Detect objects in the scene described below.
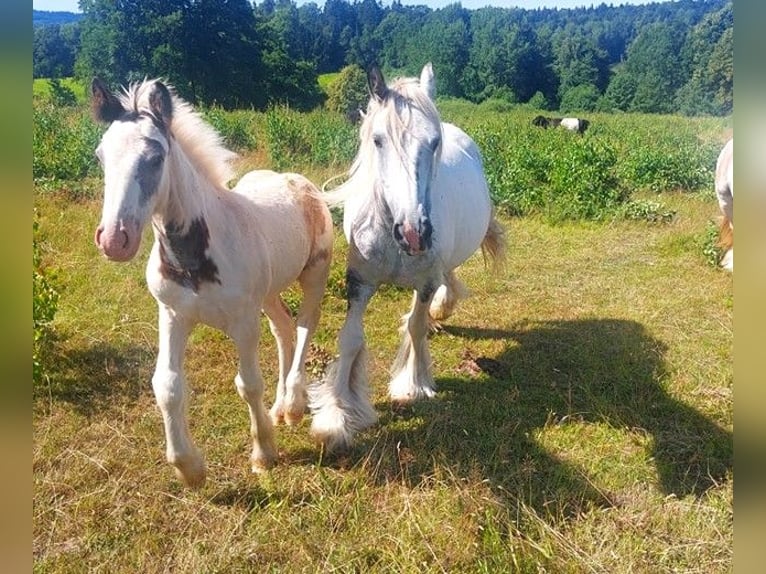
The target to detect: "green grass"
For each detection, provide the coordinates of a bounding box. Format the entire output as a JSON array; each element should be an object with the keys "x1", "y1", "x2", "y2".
[{"x1": 33, "y1": 178, "x2": 732, "y2": 572}]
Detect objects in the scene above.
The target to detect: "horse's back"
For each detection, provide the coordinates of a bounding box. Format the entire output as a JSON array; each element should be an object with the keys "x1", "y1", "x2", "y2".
[
  {"x1": 433, "y1": 123, "x2": 493, "y2": 268},
  {"x1": 231, "y1": 169, "x2": 333, "y2": 288}
]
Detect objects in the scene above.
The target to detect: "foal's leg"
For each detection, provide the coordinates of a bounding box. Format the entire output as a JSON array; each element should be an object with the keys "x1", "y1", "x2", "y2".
[
  {"x1": 263, "y1": 296, "x2": 296, "y2": 426},
  {"x1": 152, "y1": 304, "x2": 206, "y2": 488},
  {"x1": 276, "y1": 260, "x2": 331, "y2": 425},
  {"x1": 231, "y1": 319, "x2": 278, "y2": 472},
  {"x1": 309, "y1": 272, "x2": 378, "y2": 451},
  {"x1": 429, "y1": 269, "x2": 469, "y2": 325},
  {"x1": 389, "y1": 288, "x2": 437, "y2": 403}
]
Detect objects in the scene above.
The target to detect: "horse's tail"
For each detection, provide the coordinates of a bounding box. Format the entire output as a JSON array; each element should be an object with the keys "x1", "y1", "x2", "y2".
[{"x1": 481, "y1": 210, "x2": 507, "y2": 273}]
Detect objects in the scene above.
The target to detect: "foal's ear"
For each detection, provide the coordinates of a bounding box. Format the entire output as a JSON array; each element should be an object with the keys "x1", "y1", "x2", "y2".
[
  {"x1": 147, "y1": 80, "x2": 174, "y2": 127},
  {"x1": 420, "y1": 62, "x2": 435, "y2": 100},
  {"x1": 368, "y1": 65, "x2": 388, "y2": 102},
  {"x1": 90, "y1": 78, "x2": 124, "y2": 123}
]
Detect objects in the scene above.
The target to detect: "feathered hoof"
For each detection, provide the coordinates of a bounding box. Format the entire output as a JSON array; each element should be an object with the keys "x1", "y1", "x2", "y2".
[
  {"x1": 310, "y1": 406, "x2": 355, "y2": 453},
  {"x1": 389, "y1": 371, "x2": 436, "y2": 404}
]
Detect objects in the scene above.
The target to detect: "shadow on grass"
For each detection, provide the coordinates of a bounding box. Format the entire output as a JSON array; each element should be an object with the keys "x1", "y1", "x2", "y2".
[
  {"x1": 335, "y1": 318, "x2": 732, "y2": 517},
  {"x1": 34, "y1": 339, "x2": 153, "y2": 417}
]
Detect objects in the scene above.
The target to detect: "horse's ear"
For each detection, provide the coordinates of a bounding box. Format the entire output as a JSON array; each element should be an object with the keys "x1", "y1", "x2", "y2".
[
  {"x1": 368, "y1": 65, "x2": 388, "y2": 102},
  {"x1": 420, "y1": 62, "x2": 435, "y2": 100},
  {"x1": 90, "y1": 78, "x2": 124, "y2": 123},
  {"x1": 147, "y1": 80, "x2": 173, "y2": 127}
]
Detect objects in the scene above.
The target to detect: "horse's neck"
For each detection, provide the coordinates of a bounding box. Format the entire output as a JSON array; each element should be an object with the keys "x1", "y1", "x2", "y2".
[{"x1": 154, "y1": 148, "x2": 217, "y2": 232}]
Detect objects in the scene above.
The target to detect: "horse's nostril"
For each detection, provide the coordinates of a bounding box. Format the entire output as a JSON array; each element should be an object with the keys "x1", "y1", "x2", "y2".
[
  {"x1": 121, "y1": 229, "x2": 130, "y2": 249},
  {"x1": 94, "y1": 225, "x2": 104, "y2": 247},
  {"x1": 392, "y1": 223, "x2": 404, "y2": 243}
]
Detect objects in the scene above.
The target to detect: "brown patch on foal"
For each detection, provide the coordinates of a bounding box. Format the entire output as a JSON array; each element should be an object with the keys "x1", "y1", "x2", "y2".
[
  {"x1": 289, "y1": 177, "x2": 331, "y2": 268},
  {"x1": 718, "y1": 216, "x2": 733, "y2": 251}
]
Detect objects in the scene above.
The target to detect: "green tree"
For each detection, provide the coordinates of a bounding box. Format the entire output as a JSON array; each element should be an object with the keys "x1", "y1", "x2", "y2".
[
  {"x1": 623, "y1": 22, "x2": 687, "y2": 113},
  {"x1": 33, "y1": 23, "x2": 79, "y2": 78}
]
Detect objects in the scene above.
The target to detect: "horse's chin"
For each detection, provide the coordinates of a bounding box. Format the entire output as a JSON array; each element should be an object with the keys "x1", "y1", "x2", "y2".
[{"x1": 95, "y1": 219, "x2": 143, "y2": 262}]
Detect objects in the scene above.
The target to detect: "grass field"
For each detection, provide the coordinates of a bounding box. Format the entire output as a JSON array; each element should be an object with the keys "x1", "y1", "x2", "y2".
[{"x1": 33, "y1": 154, "x2": 732, "y2": 572}]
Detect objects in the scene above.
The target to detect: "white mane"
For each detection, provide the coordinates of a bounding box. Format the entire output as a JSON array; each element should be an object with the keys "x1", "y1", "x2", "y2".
[
  {"x1": 324, "y1": 75, "x2": 443, "y2": 207},
  {"x1": 119, "y1": 80, "x2": 237, "y2": 187}
]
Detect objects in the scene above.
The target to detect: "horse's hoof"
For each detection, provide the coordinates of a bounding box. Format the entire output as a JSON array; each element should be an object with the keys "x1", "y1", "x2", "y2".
[
  {"x1": 269, "y1": 406, "x2": 285, "y2": 426},
  {"x1": 174, "y1": 459, "x2": 207, "y2": 489},
  {"x1": 251, "y1": 455, "x2": 277, "y2": 473},
  {"x1": 284, "y1": 409, "x2": 304, "y2": 426}
]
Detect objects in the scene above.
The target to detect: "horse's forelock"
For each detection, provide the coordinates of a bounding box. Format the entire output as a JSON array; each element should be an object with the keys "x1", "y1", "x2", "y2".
[
  {"x1": 327, "y1": 73, "x2": 442, "y2": 207},
  {"x1": 119, "y1": 79, "x2": 236, "y2": 187}
]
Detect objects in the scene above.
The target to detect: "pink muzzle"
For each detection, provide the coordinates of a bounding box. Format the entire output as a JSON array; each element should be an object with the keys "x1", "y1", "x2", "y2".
[{"x1": 95, "y1": 219, "x2": 142, "y2": 261}]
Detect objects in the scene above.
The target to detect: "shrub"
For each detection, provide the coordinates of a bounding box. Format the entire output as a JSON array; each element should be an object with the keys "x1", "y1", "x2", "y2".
[
  {"x1": 202, "y1": 106, "x2": 258, "y2": 151},
  {"x1": 33, "y1": 213, "x2": 60, "y2": 385},
  {"x1": 545, "y1": 138, "x2": 623, "y2": 221},
  {"x1": 33, "y1": 104, "x2": 103, "y2": 181},
  {"x1": 325, "y1": 64, "x2": 369, "y2": 121},
  {"x1": 264, "y1": 105, "x2": 357, "y2": 171}
]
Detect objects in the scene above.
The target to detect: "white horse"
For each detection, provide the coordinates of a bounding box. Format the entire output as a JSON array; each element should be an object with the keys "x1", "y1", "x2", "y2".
[
  {"x1": 91, "y1": 78, "x2": 333, "y2": 487},
  {"x1": 310, "y1": 63, "x2": 506, "y2": 451},
  {"x1": 715, "y1": 137, "x2": 733, "y2": 271}
]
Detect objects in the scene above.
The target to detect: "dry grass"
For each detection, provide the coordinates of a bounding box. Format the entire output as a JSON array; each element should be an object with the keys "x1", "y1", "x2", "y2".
[{"x1": 33, "y1": 181, "x2": 732, "y2": 572}]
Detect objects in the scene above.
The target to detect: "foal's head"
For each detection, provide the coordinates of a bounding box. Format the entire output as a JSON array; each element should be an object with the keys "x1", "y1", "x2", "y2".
[
  {"x1": 361, "y1": 63, "x2": 442, "y2": 256},
  {"x1": 90, "y1": 78, "x2": 174, "y2": 261}
]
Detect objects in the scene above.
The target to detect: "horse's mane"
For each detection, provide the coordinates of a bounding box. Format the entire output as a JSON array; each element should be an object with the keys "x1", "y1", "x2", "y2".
[
  {"x1": 324, "y1": 75, "x2": 442, "y2": 207},
  {"x1": 119, "y1": 80, "x2": 237, "y2": 187}
]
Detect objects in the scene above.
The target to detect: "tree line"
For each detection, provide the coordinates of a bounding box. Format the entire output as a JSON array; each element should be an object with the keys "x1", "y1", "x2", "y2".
[{"x1": 33, "y1": 0, "x2": 732, "y2": 116}]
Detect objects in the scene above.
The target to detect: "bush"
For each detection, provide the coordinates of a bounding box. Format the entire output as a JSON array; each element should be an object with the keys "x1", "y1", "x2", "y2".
[
  {"x1": 264, "y1": 105, "x2": 357, "y2": 171},
  {"x1": 33, "y1": 213, "x2": 60, "y2": 384},
  {"x1": 325, "y1": 64, "x2": 368, "y2": 121},
  {"x1": 202, "y1": 106, "x2": 258, "y2": 151},
  {"x1": 33, "y1": 104, "x2": 103, "y2": 181}
]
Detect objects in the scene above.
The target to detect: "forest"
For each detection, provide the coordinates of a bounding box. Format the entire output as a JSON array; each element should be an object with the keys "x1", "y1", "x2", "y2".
[{"x1": 33, "y1": 0, "x2": 732, "y2": 115}]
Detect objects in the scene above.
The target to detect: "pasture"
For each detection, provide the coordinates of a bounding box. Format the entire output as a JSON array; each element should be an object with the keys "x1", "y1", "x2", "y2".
[{"x1": 33, "y1": 91, "x2": 732, "y2": 572}]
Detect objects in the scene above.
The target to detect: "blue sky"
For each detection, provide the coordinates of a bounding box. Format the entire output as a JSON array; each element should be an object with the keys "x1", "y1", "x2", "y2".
[{"x1": 34, "y1": 0, "x2": 655, "y2": 14}]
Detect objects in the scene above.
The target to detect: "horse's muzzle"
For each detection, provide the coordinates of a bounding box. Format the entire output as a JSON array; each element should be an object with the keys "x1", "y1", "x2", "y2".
[{"x1": 393, "y1": 218, "x2": 433, "y2": 255}]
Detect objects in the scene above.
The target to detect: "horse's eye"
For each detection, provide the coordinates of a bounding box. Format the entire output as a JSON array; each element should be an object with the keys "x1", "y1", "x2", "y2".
[
  {"x1": 373, "y1": 135, "x2": 384, "y2": 149},
  {"x1": 145, "y1": 153, "x2": 164, "y2": 168}
]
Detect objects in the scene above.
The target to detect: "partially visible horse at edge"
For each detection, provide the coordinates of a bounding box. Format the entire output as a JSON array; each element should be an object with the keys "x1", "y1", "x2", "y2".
[
  {"x1": 309, "y1": 63, "x2": 507, "y2": 451},
  {"x1": 90, "y1": 78, "x2": 334, "y2": 487},
  {"x1": 715, "y1": 137, "x2": 733, "y2": 271},
  {"x1": 532, "y1": 115, "x2": 590, "y2": 134}
]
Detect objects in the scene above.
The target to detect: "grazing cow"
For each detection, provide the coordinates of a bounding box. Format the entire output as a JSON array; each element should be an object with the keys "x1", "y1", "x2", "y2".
[
  {"x1": 561, "y1": 117, "x2": 590, "y2": 134},
  {"x1": 532, "y1": 115, "x2": 589, "y2": 134}
]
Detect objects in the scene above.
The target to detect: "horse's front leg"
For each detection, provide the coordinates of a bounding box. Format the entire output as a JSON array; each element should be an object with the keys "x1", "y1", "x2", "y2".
[
  {"x1": 309, "y1": 269, "x2": 378, "y2": 452},
  {"x1": 231, "y1": 320, "x2": 278, "y2": 472},
  {"x1": 152, "y1": 304, "x2": 206, "y2": 488},
  {"x1": 389, "y1": 285, "x2": 437, "y2": 402}
]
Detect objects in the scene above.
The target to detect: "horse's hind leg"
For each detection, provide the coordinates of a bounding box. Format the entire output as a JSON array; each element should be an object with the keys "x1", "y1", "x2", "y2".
[
  {"x1": 152, "y1": 305, "x2": 206, "y2": 488},
  {"x1": 309, "y1": 271, "x2": 378, "y2": 451},
  {"x1": 276, "y1": 258, "x2": 331, "y2": 425},
  {"x1": 390, "y1": 289, "x2": 436, "y2": 403},
  {"x1": 429, "y1": 269, "x2": 469, "y2": 325},
  {"x1": 231, "y1": 318, "x2": 278, "y2": 472},
  {"x1": 263, "y1": 296, "x2": 296, "y2": 425}
]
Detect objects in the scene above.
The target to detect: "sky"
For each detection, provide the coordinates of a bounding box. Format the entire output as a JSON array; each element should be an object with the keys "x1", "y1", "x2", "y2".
[{"x1": 33, "y1": 0, "x2": 655, "y2": 14}]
